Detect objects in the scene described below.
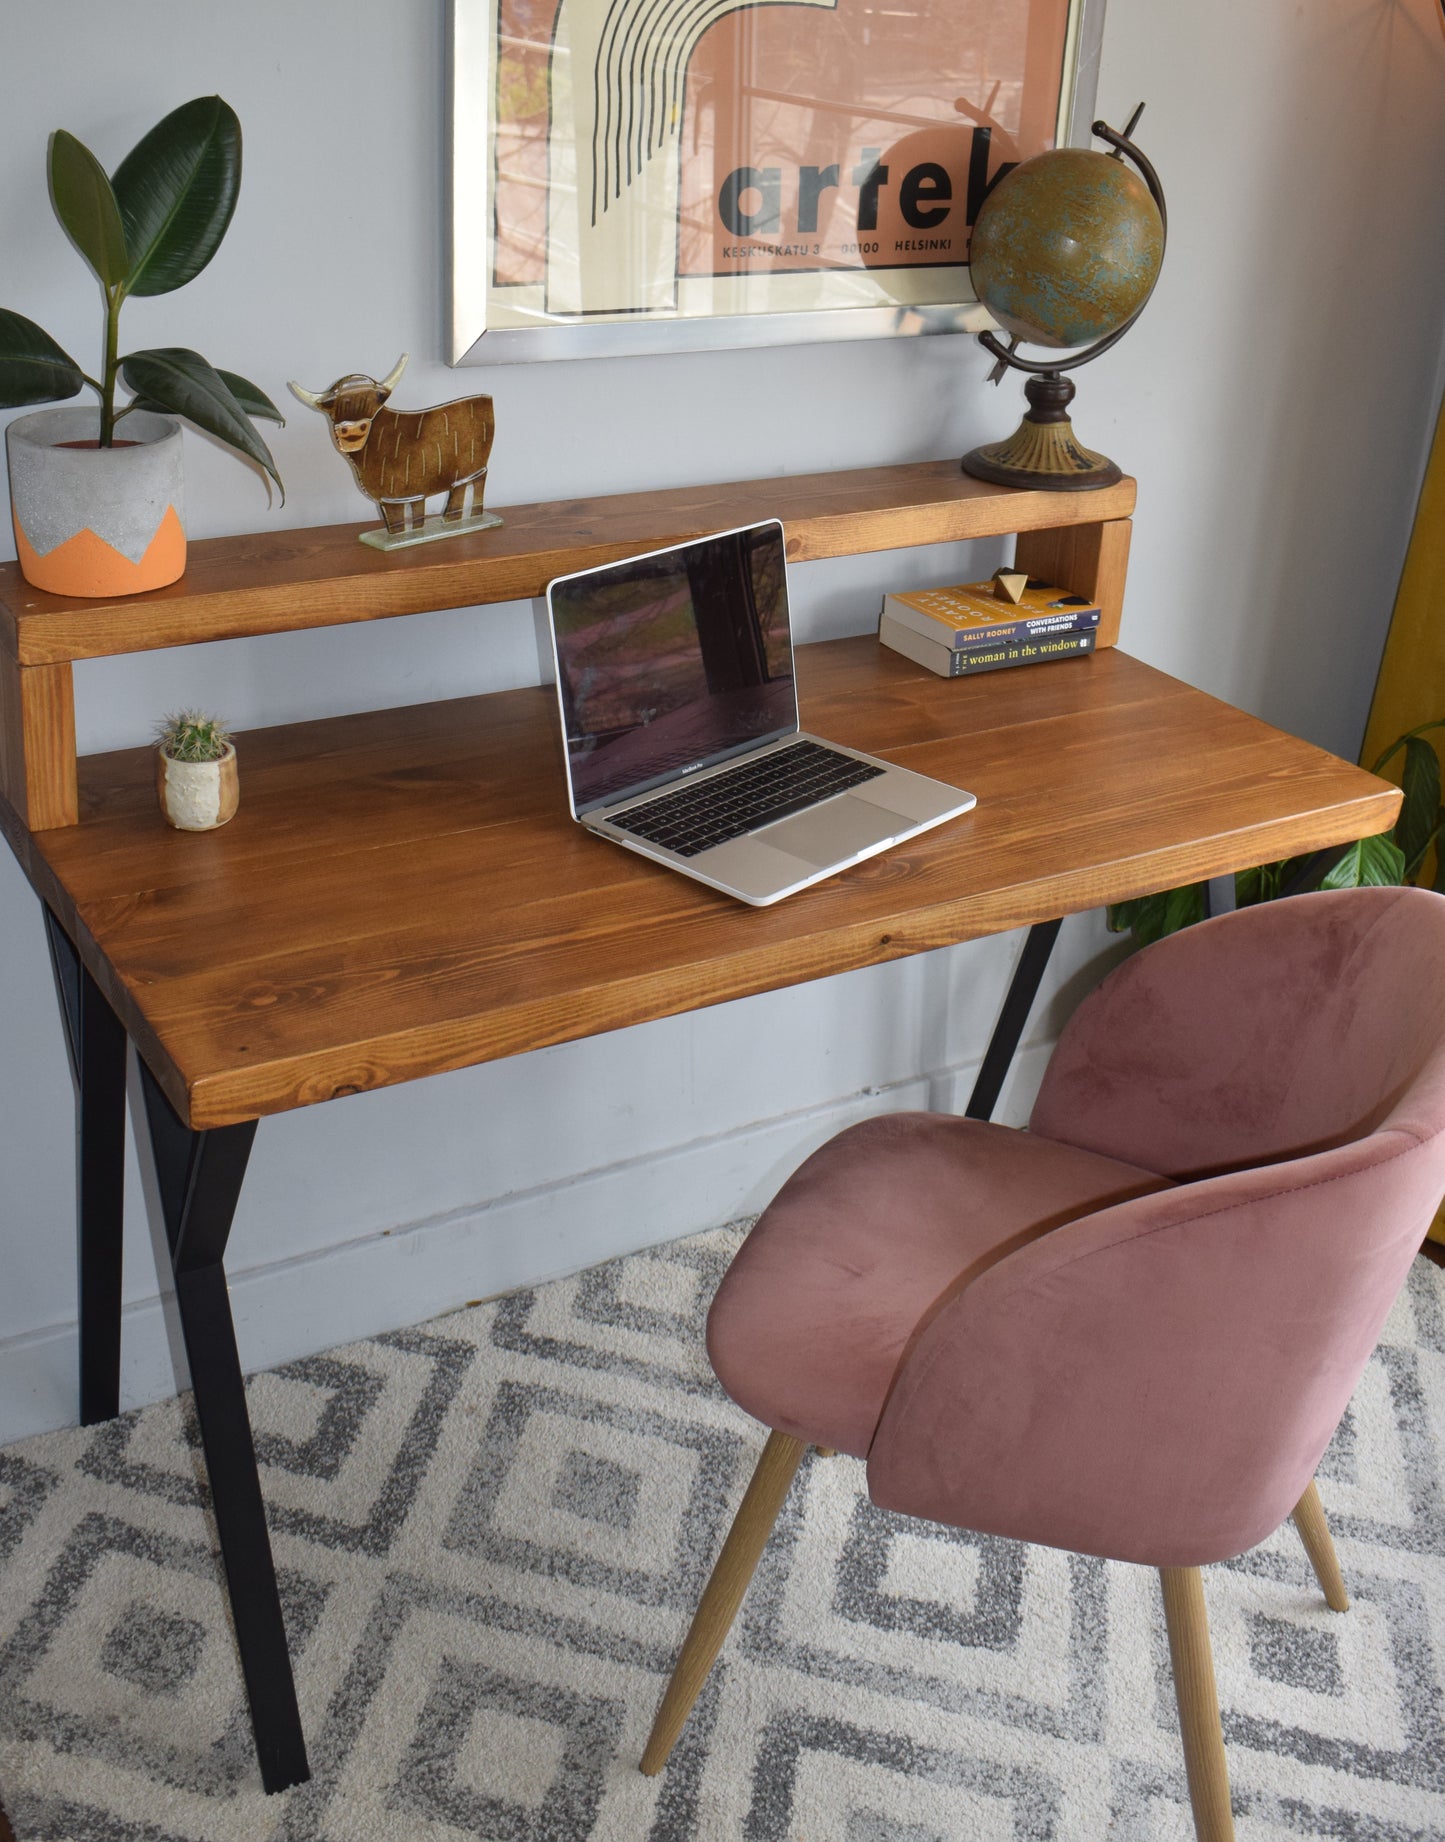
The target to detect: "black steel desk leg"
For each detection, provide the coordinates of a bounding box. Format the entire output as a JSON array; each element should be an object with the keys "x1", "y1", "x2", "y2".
[
  {"x1": 965, "y1": 918, "x2": 1064, "y2": 1122},
  {"x1": 1204, "y1": 875, "x2": 1237, "y2": 918},
  {"x1": 44, "y1": 907, "x2": 128, "y2": 1426},
  {"x1": 137, "y1": 1063, "x2": 310, "y2": 1795}
]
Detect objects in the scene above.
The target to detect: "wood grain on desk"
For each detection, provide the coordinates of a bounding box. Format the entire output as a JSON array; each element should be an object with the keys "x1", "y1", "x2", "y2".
[{"x1": 15, "y1": 641, "x2": 1398, "y2": 1131}]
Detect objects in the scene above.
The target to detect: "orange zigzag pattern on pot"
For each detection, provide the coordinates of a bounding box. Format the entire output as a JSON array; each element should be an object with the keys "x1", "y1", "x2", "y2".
[{"x1": 13, "y1": 504, "x2": 186, "y2": 598}]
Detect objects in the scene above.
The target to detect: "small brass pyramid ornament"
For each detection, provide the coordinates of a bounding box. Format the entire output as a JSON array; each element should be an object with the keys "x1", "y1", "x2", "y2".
[{"x1": 992, "y1": 568, "x2": 1030, "y2": 604}]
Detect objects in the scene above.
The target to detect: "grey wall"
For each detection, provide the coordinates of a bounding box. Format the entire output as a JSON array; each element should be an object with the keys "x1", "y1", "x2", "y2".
[{"x1": 3, "y1": 0, "x2": 1444, "y2": 1441}]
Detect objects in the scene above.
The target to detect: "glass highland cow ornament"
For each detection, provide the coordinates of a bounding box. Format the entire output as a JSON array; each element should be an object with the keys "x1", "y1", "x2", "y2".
[{"x1": 289, "y1": 354, "x2": 501, "y2": 549}]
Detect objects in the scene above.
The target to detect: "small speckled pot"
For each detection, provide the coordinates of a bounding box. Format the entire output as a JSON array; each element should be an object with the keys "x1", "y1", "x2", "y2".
[{"x1": 156, "y1": 743, "x2": 238, "y2": 831}]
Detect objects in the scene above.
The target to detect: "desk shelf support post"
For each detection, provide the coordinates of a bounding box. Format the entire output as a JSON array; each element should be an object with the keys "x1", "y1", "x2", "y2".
[
  {"x1": 1, "y1": 651, "x2": 78, "y2": 830},
  {"x1": 137, "y1": 1064, "x2": 310, "y2": 1795},
  {"x1": 44, "y1": 908, "x2": 127, "y2": 1426},
  {"x1": 1015, "y1": 517, "x2": 1132, "y2": 648}
]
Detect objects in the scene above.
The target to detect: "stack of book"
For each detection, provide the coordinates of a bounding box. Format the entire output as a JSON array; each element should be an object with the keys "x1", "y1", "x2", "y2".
[{"x1": 878, "y1": 575, "x2": 1100, "y2": 677}]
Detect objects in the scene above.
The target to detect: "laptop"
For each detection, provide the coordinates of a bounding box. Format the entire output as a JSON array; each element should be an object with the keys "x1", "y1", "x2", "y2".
[{"x1": 545, "y1": 520, "x2": 976, "y2": 905}]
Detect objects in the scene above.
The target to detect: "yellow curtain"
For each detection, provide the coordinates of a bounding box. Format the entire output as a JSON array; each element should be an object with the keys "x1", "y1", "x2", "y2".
[{"x1": 1361, "y1": 383, "x2": 1445, "y2": 1241}]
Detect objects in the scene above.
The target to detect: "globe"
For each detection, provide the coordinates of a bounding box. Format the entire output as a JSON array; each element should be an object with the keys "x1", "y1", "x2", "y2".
[
  {"x1": 969, "y1": 148, "x2": 1163, "y2": 351},
  {"x1": 961, "y1": 116, "x2": 1165, "y2": 492}
]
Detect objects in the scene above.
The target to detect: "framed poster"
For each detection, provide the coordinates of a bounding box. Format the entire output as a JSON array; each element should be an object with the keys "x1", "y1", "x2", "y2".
[{"x1": 450, "y1": 0, "x2": 1103, "y2": 364}]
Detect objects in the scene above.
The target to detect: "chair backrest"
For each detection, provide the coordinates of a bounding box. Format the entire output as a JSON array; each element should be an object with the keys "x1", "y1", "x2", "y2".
[
  {"x1": 1031, "y1": 885, "x2": 1445, "y2": 1177},
  {"x1": 867, "y1": 888, "x2": 1445, "y2": 1566}
]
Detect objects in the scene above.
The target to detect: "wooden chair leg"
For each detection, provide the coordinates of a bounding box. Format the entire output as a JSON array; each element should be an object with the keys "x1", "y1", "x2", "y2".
[
  {"x1": 1159, "y1": 1567, "x2": 1236, "y2": 1842},
  {"x1": 1291, "y1": 1479, "x2": 1349, "y2": 1611},
  {"x1": 814, "y1": 1446, "x2": 836, "y2": 1457},
  {"x1": 640, "y1": 1429, "x2": 807, "y2": 1775}
]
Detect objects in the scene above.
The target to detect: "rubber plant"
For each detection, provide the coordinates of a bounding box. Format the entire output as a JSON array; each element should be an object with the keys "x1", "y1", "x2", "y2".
[
  {"x1": 1109, "y1": 718, "x2": 1445, "y2": 946},
  {"x1": 0, "y1": 96, "x2": 282, "y2": 492}
]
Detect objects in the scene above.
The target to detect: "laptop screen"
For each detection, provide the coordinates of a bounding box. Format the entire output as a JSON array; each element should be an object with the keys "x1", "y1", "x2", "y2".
[{"x1": 548, "y1": 521, "x2": 799, "y2": 814}]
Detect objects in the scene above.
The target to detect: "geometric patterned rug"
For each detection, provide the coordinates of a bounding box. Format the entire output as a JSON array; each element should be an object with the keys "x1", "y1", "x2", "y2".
[{"x1": 1, "y1": 1226, "x2": 1442, "y2": 1841}]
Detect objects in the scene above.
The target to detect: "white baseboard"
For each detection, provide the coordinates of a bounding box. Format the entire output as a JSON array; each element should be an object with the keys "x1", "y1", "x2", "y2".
[{"x1": 0, "y1": 1042, "x2": 1051, "y2": 1446}]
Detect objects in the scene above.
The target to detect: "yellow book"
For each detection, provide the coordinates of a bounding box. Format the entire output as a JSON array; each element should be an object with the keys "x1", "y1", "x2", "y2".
[{"x1": 882, "y1": 577, "x2": 1101, "y2": 650}]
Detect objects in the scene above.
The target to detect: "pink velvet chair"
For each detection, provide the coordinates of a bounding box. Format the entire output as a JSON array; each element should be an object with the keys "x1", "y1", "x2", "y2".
[{"x1": 640, "y1": 887, "x2": 1445, "y2": 1842}]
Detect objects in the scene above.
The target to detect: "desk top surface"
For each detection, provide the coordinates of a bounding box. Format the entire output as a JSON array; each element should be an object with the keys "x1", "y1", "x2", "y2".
[{"x1": 9, "y1": 640, "x2": 1398, "y2": 1130}]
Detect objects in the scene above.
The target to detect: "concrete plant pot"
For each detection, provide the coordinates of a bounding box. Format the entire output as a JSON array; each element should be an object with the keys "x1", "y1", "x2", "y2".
[
  {"x1": 156, "y1": 743, "x2": 238, "y2": 831},
  {"x1": 6, "y1": 406, "x2": 186, "y2": 598}
]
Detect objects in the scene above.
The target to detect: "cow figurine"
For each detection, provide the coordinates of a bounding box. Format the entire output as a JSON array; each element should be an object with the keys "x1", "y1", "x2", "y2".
[{"x1": 288, "y1": 354, "x2": 500, "y2": 548}]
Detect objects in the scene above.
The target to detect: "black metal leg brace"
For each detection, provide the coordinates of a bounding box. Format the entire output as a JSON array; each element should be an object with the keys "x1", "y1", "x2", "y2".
[
  {"x1": 1278, "y1": 844, "x2": 1351, "y2": 898},
  {"x1": 44, "y1": 907, "x2": 128, "y2": 1426},
  {"x1": 137, "y1": 1062, "x2": 310, "y2": 1794},
  {"x1": 965, "y1": 918, "x2": 1064, "y2": 1122}
]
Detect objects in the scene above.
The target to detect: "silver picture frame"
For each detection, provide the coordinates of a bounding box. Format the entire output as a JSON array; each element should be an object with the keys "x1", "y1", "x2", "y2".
[{"x1": 449, "y1": 0, "x2": 1106, "y2": 366}]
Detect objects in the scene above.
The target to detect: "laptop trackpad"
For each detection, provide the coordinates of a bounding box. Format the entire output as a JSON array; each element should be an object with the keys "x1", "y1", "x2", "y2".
[{"x1": 760, "y1": 794, "x2": 909, "y2": 867}]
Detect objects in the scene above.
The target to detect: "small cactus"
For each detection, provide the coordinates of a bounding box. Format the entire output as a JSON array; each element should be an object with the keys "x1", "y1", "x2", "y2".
[{"x1": 156, "y1": 710, "x2": 231, "y2": 763}]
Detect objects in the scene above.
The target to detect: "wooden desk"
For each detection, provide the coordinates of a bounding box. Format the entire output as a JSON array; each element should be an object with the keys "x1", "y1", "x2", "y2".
[
  {"x1": 13, "y1": 642, "x2": 1394, "y2": 1131},
  {"x1": 0, "y1": 471, "x2": 1400, "y2": 1795}
]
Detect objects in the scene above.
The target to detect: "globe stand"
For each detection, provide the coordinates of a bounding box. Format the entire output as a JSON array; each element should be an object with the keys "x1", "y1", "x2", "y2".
[
  {"x1": 962, "y1": 373, "x2": 1121, "y2": 492},
  {"x1": 960, "y1": 109, "x2": 1165, "y2": 495}
]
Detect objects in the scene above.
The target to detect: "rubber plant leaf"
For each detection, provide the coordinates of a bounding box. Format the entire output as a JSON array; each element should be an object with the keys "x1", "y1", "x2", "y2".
[
  {"x1": 1394, "y1": 734, "x2": 1441, "y2": 880},
  {"x1": 215, "y1": 369, "x2": 285, "y2": 423},
  {"x1": 48, "y1": 130, "x2": 129, "y2": 290},
  {"x1": 120, "y1": 347, "x2": 282, "y2": 494},
  {"x1": 1434, "y1": 811, "x2": 1445, "y2": 893},
  {"x1": 110, "y1": 97, "x2": 241, "y2": 297},
  {"x1": 1319, "y1": 832, "x2": 1407, "y2": 889},
  {"x1": 0, "y1": 309, "x2": 85, "y2": 407},
  {"x1": 127, "y1": 369, "x2": 284, "y2": 425}
]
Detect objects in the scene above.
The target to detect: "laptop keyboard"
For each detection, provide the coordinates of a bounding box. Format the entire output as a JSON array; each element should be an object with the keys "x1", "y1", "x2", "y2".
[{"x1": 609, "y1": 740, "x2": 885, "y2": 859}]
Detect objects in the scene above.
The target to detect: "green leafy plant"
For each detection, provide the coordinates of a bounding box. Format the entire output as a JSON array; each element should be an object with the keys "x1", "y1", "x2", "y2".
[
  {"x1": 0, "y1": 96, "x2": 281, "y2": 493},
  {"x1": 1109, "y1": 718, "x2": 1445, "y2": 947},
  {"x1": 156, "y1": 710, "x2": 231, "y2": 763}
]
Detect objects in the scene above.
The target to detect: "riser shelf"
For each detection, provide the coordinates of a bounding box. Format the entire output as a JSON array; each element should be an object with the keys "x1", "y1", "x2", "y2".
[{"x1": 0, "y1": 459, "x2": 1134, "y2": 829}]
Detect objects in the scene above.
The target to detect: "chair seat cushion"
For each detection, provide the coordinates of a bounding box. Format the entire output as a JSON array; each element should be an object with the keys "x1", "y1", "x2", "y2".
[{"x1": 707, "y1": 1113, "x2": 1170, "y2": 1457}]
